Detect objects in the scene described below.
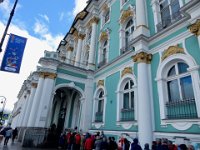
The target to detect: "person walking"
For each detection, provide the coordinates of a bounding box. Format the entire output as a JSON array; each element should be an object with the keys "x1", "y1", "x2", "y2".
[
  {"x1": 12, "y1": 127, "x2": 18, "y2": 143},
  {"x1": 4, "y1": 128, "x2": 13, "y2": 146}
]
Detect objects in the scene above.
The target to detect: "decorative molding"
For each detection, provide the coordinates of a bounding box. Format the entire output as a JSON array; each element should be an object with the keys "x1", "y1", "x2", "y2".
[
  {"x1": 188, "y1": 19, "x2": 200, "y2": 36},
  {"x1": 39, "y1": 72, "x2": 45, "y2": 78},
  {"x1": 69, "y1": 27, "x2": 76, "y2": 34},
  {"x1": 44, "y1": 72, "x2": 57, "y2": 79},
  {"x1": 132, "y1": 52, "x2": 152, "y2": 64},
  {"x1": 102, "y1": 3, "x2": 109, "y2": 12},
  {"x1": 136, "y1": 24, "x2": 149, "y2": 29},
  {"x1": 31, "y1": 83, "x2": 38, "y2": 88},
  {"x1": 99, "y1": 31, "x2": 108, "y2": 42},
  {"x1": 120, "y1": 7, "x2": 134, "y2": 24},
  {"x1": 161, "y1": 45, "x2": 185, "y2": 61},
  {"x1": 121, "y1": 67, "x2": 133, "y2": 77},
  {"x1": 87, "y1": 17, "x2": 99, "y2": 27},
  {"x1": 73, "y1": 30, "x2": 79, "y2": 41},
  {"x1": 78, "y1": 33, "x2": 86, "y2": 40},
  {"x1": 67, "y1": 47, "x2": 74, "y2": 52},
  {"x1": 97, "y1": 80, "x2": 104, "y2": 87},
  {"x1": 75, "y1": 10, "x2": 87, "y2": 21}
]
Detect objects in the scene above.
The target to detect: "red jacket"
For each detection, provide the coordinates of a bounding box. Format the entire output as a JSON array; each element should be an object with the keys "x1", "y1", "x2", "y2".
[
  {"x1": 75, "y1": 133, "x2": 81, "y2": 144},
  {"x1": 84, "y1": 137, "x2": 93, "y2": 150}
]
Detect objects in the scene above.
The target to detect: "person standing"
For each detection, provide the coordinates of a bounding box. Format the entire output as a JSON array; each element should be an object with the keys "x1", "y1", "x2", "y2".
[
  {"x1": 4, "y1": 128, "x2": 13, "y2": 146},
  {"x1": 12, "y1": 127, "x2": 18, "y2": 143}
]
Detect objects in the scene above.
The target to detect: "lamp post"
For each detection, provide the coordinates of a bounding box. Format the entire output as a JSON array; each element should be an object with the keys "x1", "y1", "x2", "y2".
[
  {"x1": 0, "y1": 96, "x2": 6, "y2": 124},
  {"x1": 0, "y1": 0, "x2": 19, "y2": 52}
]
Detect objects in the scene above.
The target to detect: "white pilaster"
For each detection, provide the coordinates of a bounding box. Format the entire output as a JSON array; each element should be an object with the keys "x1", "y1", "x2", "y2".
[
  {"x1": 88, "y1": 17, "x2": 99, "y2": 70},
  {"x1": 135, "y1": 0, "x2": 150, "y2": 37},
  {"x1": 27, "y1": 74, "x2": 45, "y2": 127},
  {"x1": 20, "y1": 92, "x2": 30, "y2": 127},
  {"x1": 75, "y1": 36, "x2": 84, "y2": 67},
  {"x1": 133, "y1": 52, "x2": 153, "y2": 149},
  {"x1": 151, "y1": 0, "x2": 161, "y2": 32},
  {"x1": 35, "y1": 73, "x2": 56, "y2": 127},
  {"x1": 66, "y1": 48, "x2": 73, "y2": 64}
]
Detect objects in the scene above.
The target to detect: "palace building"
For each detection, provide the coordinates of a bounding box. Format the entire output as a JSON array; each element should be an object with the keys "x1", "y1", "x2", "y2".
[{"x1": 11, "y1": 0, "x2": 200, "y2": 148}]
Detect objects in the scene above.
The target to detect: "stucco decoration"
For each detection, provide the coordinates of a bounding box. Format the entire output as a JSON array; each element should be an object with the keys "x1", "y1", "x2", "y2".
[
  {"x1": 75, "y1": 10, "x2": 87, "y2": 21},
  {"x1": 39, "y1": 72, "x2": 57, "y2": 79},
  {"x1": 99, "y1": 31, "x2": 108, "y2": 42},
  {"x1": 189, "y1": 19, "x2": 200, "y2": 36},
  {"x1": 102, "y1": 3, "x2": 109, "y2": 11},
  {"x1": 121, "y1": 67, "x2": 133, "y2": 77},
  {"x1": 97, "y1": 80, "x2": 104, "y2": 87},
  {"x1": 69, "y1": 27, "x2": 75, "y2": 34},
  {"x1": 67, "y1": 46, "x2": 74, "y2": 52},
  {"x1": 31, "y1": 83, "x2": 38, "y2": 88},
  {"x1": 73, "y1": 30, "x2": 79, "y2": 41},
  {"x1": 78, "y1": 33, "x2": 86, "y2": 40},
  {"x1": 87, "y1": 17, "x2": 99, "y2": 27},
  {"x1": 132, "y1": 52, "x2": 152, "y2": 64},
  {"x1": 161, "y1": 45, "x2": 184, "y2": 61},
  {"x1": 120, "y1": 7, "x2": 134, "y2": 24}
]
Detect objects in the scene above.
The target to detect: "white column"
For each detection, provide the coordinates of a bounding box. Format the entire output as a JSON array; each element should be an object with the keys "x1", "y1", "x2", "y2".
[
  {"x1": 27, "y1": 73, "x2": 45, "y2": 127},
  {"x1": 22, "y1": 83, "x2": 37, "y2": 127},
  {"x1": 88, "y1": 17, "x2": 99, "y2": 70},
  {"x1": 119, "y1": 28, "x2": 125, "y2": 52},
  {"x1": 66, "y1": 47, "x2": 73, "y2": 64},
  {"x1": 133, "y1": 52, "x2": 153, "y2": 149},
  {"x1": 35, "y1": 73, "x2": 56, "y2": 127},
  {"x1": 151, "y1": 0, "x2": 161, "y2": 32},
  {"x1": 75, "y1": 34, "x2": 84, "y2": 67},
  {"x1": 16, "y1": 94, "x2": 27, "y2": 127},
  {"x1": 20, "y1": 92, "x2": 30, "y2": 127},
  {"x1": 134, "y1": 0, "x2": 150, "y2": 37}
]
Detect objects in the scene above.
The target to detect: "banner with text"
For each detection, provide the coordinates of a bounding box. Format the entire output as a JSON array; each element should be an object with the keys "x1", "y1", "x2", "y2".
[{"x1": 0, "y1": 34, "x2": 27, "y2": 73}]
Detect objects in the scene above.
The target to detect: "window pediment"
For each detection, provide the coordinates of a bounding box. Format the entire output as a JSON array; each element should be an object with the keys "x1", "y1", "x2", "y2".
[
  {"x1": 161, "y1": 45, "x2": 185, "y2": 61},
  {"x1": 120, "y1": 7, "x2": 134, "y2": 24},
  {"x1": 121, "y1": 67, "x2": 133, "y2": 77}
]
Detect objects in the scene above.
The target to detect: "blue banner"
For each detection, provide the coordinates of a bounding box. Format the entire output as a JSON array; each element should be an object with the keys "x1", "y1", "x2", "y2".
[{"x1": 0, "y1": 33, "x2": 27, "y2": 73}]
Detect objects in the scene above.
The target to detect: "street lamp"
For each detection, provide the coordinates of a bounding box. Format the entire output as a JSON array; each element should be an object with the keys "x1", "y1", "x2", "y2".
[{"x1": 0, "y1": 96, "x2": 6, "y2": 125}]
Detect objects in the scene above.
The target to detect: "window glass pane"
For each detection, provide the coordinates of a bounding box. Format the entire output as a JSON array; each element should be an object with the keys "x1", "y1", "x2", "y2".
[
  {"x1": 105, "y1": 10, "x2": 110, "y2": 23},
  {"x1": 123, "y1": 93, "x2": 129, "y2": 109},
  {"x1": 171, "y1": 0, "x2": 180, "y2": 14},
  {"x1": 178, "y1": 62, "x2": 188, "y2": 74},
  {"x1": 167, "y1": 79, "x2": 180, "y2": 101},
  {"x1": 130, "y1": 80, "x2": 134, "y2": 88},
  {"x1": 99, "y1": 91, "x2": 104, "y2": 98},
  {"x1": 98, "y1": 100, "x2": 103, "y2": 112},
  {"x1": 130, "y1": 91, "x2": 134, "y2": 108},
  {"x1": 167, "y1": 65, "x2": 176, "y2": 77},
  {"x1": 124, "y1": 82, "x2": 129, "y2": 90},
  {"x1": 161, "y1": 6, "x2": 171, "y2": 26},
  {"x1": 180, "y1": 76, "x2": 194, "y2": 100},
  {"x1": 125, "y1": 19, "x2": 133, "y2": 29}
]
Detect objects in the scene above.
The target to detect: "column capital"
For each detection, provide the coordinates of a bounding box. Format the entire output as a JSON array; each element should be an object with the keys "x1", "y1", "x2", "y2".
[
  {"x1": 44, "y1": 72, "x2": 57, "y2": 79},
  {"x1": 132, "y1": 52, "x2": 152, "y2": 64},
  {"x1": 67, "y1": 46, "x2": 74, "y2": 52},
  {"x1": 87, "y1": 16, "x2": 99, "y2": 27},
  {"x1": 39, "y1": 72, "x2": 45, "y2": 78},
  {"x1": 189, "y1": 19, "x2": 200, "y2": 36},
  {"x1": 31, "y1": 83, "x2": 38, "y2": 88},
  {"x1": 78, "y1": 33, "x2": 86, "y2": 40}
]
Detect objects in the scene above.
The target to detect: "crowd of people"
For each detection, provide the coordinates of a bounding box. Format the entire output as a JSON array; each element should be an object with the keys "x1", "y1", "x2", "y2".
[
  {"x1": 56, "y1": 128, "x2": 198, "y2": 150},
  {"x1": 0, "y1": 125, "x2": 18, "y2": 146}
]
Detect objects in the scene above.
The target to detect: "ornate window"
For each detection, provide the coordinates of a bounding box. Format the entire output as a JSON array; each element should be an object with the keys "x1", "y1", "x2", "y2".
[
  {"x1": 101, "y1": 4, "x2": 110, "y2": 28},
  {"x1": 156, "y1": 54, "x2": 200, "y2": 130},
  {"x1": 156, "y1": 0, "x2": 182, "y2": 31},
  {"x1": 119, "y1": 7, "x2": 135, "y2": 55},
  {"x1": 94, "y1": 89, "x2": 105, "y2": 123},
  {"x1": 98, "y1": 40, "x2": 108, "y2": 68},
  {"x1": 165, "y1": 62, "x2": 197, "y2": 119}
]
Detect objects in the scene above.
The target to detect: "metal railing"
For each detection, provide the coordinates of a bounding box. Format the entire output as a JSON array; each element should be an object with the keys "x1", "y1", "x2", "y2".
[
  {"x1": 156, "y1": 11, "x2": 182, "y2": 32},
  {"x1": 120, "y1": 108, "x2": 134, "y2": 121},
  {"x1": 166, "y1": 98, "x2": 198, "y2": 119},
  {"x1": 95, "y1": 111, "x2": 103, "y2": 122}
]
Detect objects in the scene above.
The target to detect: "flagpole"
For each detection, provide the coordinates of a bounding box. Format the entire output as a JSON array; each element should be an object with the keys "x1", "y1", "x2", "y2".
[{"x1": 0, "y1": 0, "x2": 19, "y2": 53}]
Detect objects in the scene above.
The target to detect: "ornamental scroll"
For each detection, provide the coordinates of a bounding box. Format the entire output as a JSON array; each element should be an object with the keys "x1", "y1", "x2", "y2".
[
  {"x1": 121, "y1": 67, "x2": 133, "y2": 77},
  {"x1": 97, "y1": 80, "x2": 104, "y2": 87},
  {"x1": 161, "y1": 45, "x2": 184, "y2": 61}
]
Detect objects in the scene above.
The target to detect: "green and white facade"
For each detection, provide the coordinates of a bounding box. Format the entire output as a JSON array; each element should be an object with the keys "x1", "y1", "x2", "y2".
[{"x1": 11, "y1": 0, "x2": 200, "y2": 148}]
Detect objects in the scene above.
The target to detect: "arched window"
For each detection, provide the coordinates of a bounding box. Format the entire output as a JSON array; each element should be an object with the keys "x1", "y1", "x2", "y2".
[
  {"x1": 95, "y1": 89, "x2": 104, "y2": 122},
  {"x1": 98, "y1": 40, "x2": 108, "y2": 68},
  {"x1": 104, "y1": 10, "x2": 110, "y2": 23},
  {"x1": 165, "y1": 62, "x2": 197, "y2": 119},
  {"x1": 120, "y1": 79, "x2": 135, "y2": 121},
  {"x1": 125, "y1": 19, "x2": 134, "y2": 50}
]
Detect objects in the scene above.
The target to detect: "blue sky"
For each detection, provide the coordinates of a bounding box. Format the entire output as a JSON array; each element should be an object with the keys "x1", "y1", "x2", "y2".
[{"x1": 0, "y1": 0, "x2": 87, "y2": 112}]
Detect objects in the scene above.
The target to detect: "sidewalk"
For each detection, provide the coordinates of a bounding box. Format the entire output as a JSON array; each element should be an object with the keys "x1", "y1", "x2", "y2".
[{"x1": 0, "y1": 141, "x2": 57, "y2": 150}]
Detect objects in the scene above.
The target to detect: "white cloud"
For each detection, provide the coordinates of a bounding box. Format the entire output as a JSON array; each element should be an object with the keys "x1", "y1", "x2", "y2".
[
  {"x1": 73, "y1": 0, "x2": 88, "y2": 16},
  {"x1": 39, "y1": 14, "x2": 50, "y2": 23},
  {"x1": 0, "y1": 21, "x2": 63, "y2": 112},
  {"x1": 34, "y1": 19, "x2": 49, "y2": 35}
]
